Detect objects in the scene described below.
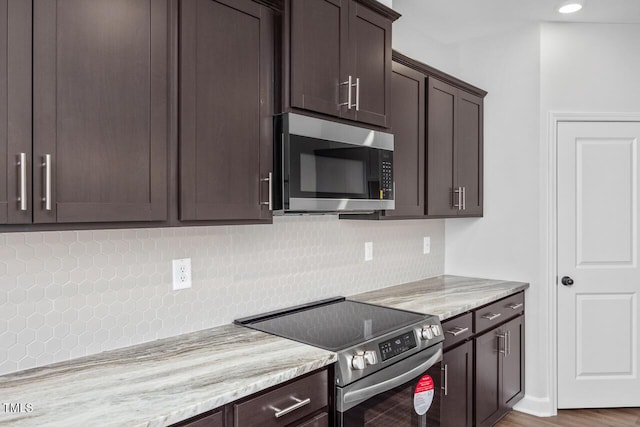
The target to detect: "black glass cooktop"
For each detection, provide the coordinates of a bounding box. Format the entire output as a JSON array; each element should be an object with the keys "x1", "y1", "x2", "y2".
[{"x1": 235, "y1": 298, "x2": 427, "y2": 351}]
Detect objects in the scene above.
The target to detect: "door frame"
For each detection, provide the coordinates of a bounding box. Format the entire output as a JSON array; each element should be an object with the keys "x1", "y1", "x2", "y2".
[{"x1": 546, "y1": 111, "x2": 640, "y2": 415}]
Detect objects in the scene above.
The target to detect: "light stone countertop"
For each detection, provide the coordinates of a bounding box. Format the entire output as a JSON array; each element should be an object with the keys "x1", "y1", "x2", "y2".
[
  {"x1": 349, "y1": 275, "x2": 529, "y2": 320},
  {"x1": 0, "y1": 324, "x2": 336, "y2": 427}
]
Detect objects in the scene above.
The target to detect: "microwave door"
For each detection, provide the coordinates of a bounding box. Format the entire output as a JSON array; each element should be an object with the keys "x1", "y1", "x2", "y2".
[{"x1": 289, "y1": 137, "x2": 372, "y2": 201}]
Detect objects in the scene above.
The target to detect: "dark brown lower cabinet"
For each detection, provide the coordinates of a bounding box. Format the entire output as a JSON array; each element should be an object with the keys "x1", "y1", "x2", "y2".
[
  {"x1": 294, "y1": 412, "x2": 328, "y2": 427},
  {"x1": 173, "y1": 368, "x2": 329, "y2": 427},
  {"x1": 474, "y1": 315, "x2": 525, "y2": 427},
  {"x1": 178, "y1": 409, "x2": 224, "y2": 427},
  {"x1": 441, "y1": 341, "x2": 473, "y2": 427}
]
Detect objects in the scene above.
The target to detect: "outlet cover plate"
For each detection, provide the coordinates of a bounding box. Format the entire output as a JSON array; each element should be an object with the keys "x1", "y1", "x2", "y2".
[
  {"x1": 364, "y1": 242, "x2": 373, "y2": 261},
  {"x1": 423, "y1": 237, "x2": 431, "y2": 254},
  {"x1": 172, "y1": 258, "x2": 192, "y2": 290}
]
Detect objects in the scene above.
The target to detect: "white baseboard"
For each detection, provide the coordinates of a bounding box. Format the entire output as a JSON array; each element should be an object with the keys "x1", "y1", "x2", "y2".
[{"x1": 513, "y1": 395, "x2": 555, "y2": 417}]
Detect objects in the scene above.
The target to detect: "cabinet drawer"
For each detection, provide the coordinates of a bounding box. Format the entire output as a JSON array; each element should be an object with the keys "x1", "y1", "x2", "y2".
[
  {"x1": 474, "y1": 292, "x2": 524, "y2": 334},
  {"x1": 234, "y1": 370, "x2": 328, "y2": 427},
  {"x1": 442, "y1": 312, "x2": 473, "y2": 350}
]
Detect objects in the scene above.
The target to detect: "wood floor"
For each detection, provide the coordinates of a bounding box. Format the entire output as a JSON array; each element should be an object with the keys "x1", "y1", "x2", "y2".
[{"x1": 496, "y1": 408, "x2": 640, "y2": 427}]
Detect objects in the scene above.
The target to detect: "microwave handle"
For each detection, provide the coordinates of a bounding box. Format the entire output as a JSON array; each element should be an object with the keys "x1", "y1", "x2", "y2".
[{"x1": 342, "y1": 347, "x2": 442, "y2": 407}]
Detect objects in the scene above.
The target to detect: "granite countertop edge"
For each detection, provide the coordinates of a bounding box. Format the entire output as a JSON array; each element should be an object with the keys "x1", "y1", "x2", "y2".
[{"x1": 349, "y1": 274, "x2": 530, "y2": 321}]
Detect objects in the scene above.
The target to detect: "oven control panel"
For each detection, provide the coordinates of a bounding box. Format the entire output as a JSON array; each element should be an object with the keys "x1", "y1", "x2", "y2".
[{"x1": 378, "y1": 331, "x2": 417, "y2": 362}]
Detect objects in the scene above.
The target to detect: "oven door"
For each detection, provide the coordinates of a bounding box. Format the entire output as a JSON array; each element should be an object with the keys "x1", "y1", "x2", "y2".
[{"x1": 336, "y1": 344, "x2": 442, "y2": 427}]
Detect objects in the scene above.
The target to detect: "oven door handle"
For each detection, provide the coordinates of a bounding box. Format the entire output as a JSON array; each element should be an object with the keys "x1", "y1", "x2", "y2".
[{"x1": 342, "y1": 347, "x2": 443, "y2": 407}]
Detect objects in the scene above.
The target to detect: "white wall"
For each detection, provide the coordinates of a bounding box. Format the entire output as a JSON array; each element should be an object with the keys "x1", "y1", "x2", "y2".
[
  {"x1": 538, "y1": 21, "x2": 640, "y2": 412},
  {"x1": 392, "y1": 2, "x2": 459, "y2": 73},
  {"x1": 540, "y1": 23, "x2": 640, "y2": 114},
  {"x1": 444, "y1": 23, "x2": 545, "y2": 410},
  {"x1": 445, "y1": 22, "x2": 640, "y2": 415}
]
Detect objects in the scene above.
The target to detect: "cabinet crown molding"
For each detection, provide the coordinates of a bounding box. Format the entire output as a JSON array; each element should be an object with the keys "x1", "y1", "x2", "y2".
[
  {"x1": 392, "y1": 50, "x2": 488, "y2": 98},
  {"x1": 354, "y1": 0, "x2": 401, "y2": 21}
]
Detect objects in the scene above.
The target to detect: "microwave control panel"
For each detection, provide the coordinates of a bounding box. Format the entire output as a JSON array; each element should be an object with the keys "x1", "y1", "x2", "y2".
[{"x1": 380, "y1": 158, "x2": 393, "y2": 200}]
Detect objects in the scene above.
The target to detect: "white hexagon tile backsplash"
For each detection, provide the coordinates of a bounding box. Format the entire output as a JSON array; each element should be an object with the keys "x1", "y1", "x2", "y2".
[{"x1": 0, "y1": 215, "x2": 444, "y2": 375}]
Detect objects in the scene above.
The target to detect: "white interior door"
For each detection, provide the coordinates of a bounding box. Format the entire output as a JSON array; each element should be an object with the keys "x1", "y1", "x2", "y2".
[{"x1": 558, "y1": 121, "x2": 640, "y2": 408}]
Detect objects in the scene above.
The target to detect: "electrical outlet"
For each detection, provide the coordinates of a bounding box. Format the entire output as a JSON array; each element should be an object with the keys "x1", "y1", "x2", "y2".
[
  {"x1": 172, "y1": 258, "x2": 192, "y2": 290},
  {"x1": 364, "y1": 242, "x2": 373, "y2": 261},
  {"x1": 423, "y1": 236, "x2": 431, "y2": 254}
]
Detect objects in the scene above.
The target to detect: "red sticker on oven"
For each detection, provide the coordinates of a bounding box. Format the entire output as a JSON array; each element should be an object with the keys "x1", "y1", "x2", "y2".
[{"x1": 413, "y1": 375, "x2": 434, "y2": 415}]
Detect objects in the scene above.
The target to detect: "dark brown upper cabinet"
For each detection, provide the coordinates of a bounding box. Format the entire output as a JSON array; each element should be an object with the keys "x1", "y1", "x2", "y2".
[
  {"x1": 179, "y1": 0, "x2": 274, "y2": 222},
  {"x1": 32, "y1": 0, "x2": 168, "y2": 224},
  {"x1": 380, "y1": 61, "x2": 425, "y2": 218},
  {"x1": 0, "y1": 0, "x2": 31, "y2": 224},
  {"x1": 287, "y1": 0, "x2": 399, "y2": 128},
  {"x1": 344, "y1": 52, "x2": 485, "y2": 221},
  {"x1": 427, "y1": 77, "x2": 484, "y2": 217}
]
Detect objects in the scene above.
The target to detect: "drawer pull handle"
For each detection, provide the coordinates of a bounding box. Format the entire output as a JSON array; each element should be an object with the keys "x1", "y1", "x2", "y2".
[
  {"x1": 445, "y1": 326, "x2": 469, "y2": 336},
  {"x1": 270, "y1": 397, "x2": 311, "y2": 418},
  {"x1": 508, "y1": 303, "x2": 523, "y2": 310},
  {"x1": 482, "y1": 312, "x2": 501, "y2": 321}
]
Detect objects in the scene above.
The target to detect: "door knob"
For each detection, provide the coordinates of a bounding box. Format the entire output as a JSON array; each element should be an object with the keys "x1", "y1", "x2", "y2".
[{"x1": 561, "y1": 276, "x2": 574, "y2": 286}]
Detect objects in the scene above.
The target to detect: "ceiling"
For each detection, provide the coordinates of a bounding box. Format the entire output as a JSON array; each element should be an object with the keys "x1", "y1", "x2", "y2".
[{"x1": 393, "y1": 0, "x2": 640, "y2": 44}]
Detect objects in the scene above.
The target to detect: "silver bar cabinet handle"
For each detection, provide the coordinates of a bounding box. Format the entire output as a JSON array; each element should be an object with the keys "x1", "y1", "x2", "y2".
[
  {"x1": 453, "y1": 187, "x2": 462, "y2": 210},
  {"x1": 42, "y1": 154, "x2": 52, "y2": 211},
  {"x1": 355, "y1": 77, "x2": 360, "y2": 111},
  {"x1": 260, "y1": 172, "x2": 272, "y2": 211},
  {"x1": 340, "y1": 75, "x2": 353, "y2": 109},
  {"x1": 442, "y1": 364, "x2": 448, "y2": 396},
  {"x1": 462, "y1": 186, "x2": 466, "y2": 210},
  {"x1": 482, "y1": 312, "x2": 501, "y2": 321},
  {"x1": 270, "y1": 397, "x2": 311, "y2": 418},
  {"x1": 508, "y1": 303, "x2": 523, "y2": 310},
  {"x1": 17, "y1": 153, "x2": 27, "y2": 211},
  {"x1": 446, "y1": 326, "x2": 469, "y2": 336},
  {"x1": 497, "y1": 333, "x2": 506, "y2": 355}
]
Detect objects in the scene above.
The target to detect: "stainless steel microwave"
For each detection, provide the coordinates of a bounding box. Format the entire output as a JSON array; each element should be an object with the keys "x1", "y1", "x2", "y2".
[{"x1": 273, "y1": 113, "x2": 394, "y2": 214}]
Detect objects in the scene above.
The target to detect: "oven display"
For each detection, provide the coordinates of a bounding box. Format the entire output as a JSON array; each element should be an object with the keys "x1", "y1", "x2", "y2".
[{"x1": 379, "y1": 332, "x2": 417, "y2": 361}]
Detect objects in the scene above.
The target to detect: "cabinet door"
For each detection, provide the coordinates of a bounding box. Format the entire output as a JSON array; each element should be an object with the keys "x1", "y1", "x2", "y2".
[
  {"x1": 33, "y1": 0, "x2": 168, "y2": 223},
  {"x1": 441, "y1": 341, "x2": 473, "y2": 427},
  {"x1": 348, "y1": 0, "x2": 391, "y2": 128},
  {"x1": 427, "y1": 77, "x2": 457, "y2": 217},
  {"x1": 290, "y1": 0, "x2": 347, "y2": 119},
  {"x1": 474, "y1": 326, "x2": 503, "y2": 427},
  {"x1": 385, "y1": 62, "x2": 424, "y2": 218},
  {"x1": 0, "y1": 0, "x2": 31, "y2": 224},
  {"x1": 179, "y1": 409, "x2": 224, "y2": 427},
  {"x1": 294, "y1": 412, "x2": 328, "y2": 427},
  {"x1": 456, "y1": 90, "x2": 483, "y2": 216},
  {"x1": 180, "y1": 0, "x2": 273, "y2": 221},
  {"x1": 502, "y1": 315, "x2": 525, "y2": 408}
]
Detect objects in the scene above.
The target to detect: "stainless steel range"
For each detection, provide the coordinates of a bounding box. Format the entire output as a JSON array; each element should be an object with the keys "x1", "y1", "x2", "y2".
[{"x1": 235, "y1": 297, "x2": 444, "y2": 426}]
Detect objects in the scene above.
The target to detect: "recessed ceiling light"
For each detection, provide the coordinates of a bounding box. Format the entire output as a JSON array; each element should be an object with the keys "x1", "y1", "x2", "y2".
[{"x1": 558, "y1": 2, "x2": 583, "y2": 14}]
